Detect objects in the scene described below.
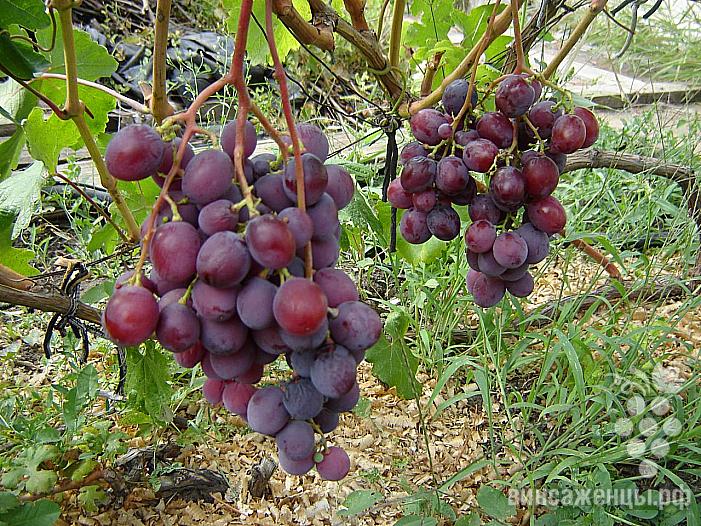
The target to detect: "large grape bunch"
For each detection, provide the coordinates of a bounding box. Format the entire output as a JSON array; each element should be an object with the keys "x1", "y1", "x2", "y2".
[
  {"x1": 389, "y1": 75, "x2": 599, "y2": 307},
  {"x1": 101, "y1": 121, "x2": 381, "y2": 480}
]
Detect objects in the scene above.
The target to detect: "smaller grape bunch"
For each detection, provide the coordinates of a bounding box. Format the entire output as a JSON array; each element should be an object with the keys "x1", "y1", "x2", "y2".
[
  {"x1": 389, "y1": 75, "x2": 599, "y2": 307},
  {"x1": 102, "y1": 121, "x2": 381, "y2": 480}
]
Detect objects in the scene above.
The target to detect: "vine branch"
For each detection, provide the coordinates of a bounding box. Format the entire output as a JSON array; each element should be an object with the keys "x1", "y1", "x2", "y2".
[
  {"x1": 151, "y1": 0, "x2": 175, "y2": 123},
  {"x1": 388, "y1": 0, "x2": 406, "y2": 68}
]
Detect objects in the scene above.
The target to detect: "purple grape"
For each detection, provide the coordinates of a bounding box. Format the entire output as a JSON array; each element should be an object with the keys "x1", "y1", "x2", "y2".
[
  {"x1": 182, "y1": 150, "x2": 234, "y2": 205},
  {"x1": 311, "y1": 345, "x2": 357, "y2": 398},
  {"x1": 246, "y1": 215, "x2": 296, "y2": 270},
  {"x1": 523, "y1": 156, "x2": 559, "y2": 199},
  {"x1": 492, "y1": 232, "x2": 528, "y2": 269},
  {"x1": 192, "y1": 281, "x2": 238, "y2": 321},
  {"x1": 283, "y1": 153, "x2": 328, "y2": 206},
  {"x1": 252, "y1": 325, "x2": 290, "y2": 355},
  {"x1": 466, "y1": 268, "x2": 479, "y2": 293},
  {"x1": 250, "y1": 152, "x2": 277, "y2": 179},
  {"x1": 153, "y1": 138, "x2": 194, "y2": 189},
  {"x1": 198, "y1": 199, "x2": 238, "y2": 236},
  {"x1": 105, "y1": 124, "x2": 164, "y2": 182},
  {"x1": 490, "y1": 166, "x2": 525, "y2": 211},
  {"x1": 222, "y1": 381, "x2": 256, "y2": 416},
  {"x1": 427, "y1": 206, "x2": 461, "y2": 241},
  {"x1": 546, "y1": 149, "x2": 567, "y2": 173},
  {"x1": 325, "y1": 381, "x2": 359, "y2": 412},
  {"x1": 221, "y1": 120, "x2": 257, "y2": 159},
  {"x1": 236, "y1": 361, "x2": 264, "y2": 384},
  {"x1": 573, "y1": 107, "x2": 599, "y2": 148},
  {"x1": 495, "y1": 74, "x2": 536, "y2": 117},
  {"x1": 307, "y1": 193, "x2": 339, "y2": 240},
  {"x1": 478, "y1": 251, "x2": 506, "y2": 277},
  {"x1": 399, "y1": 209, "x2": 431, "y2": 244},
  {"x1": 103, "y1": 285, "x2": 159, "y2": 346},
  {"x1": 174, "y1": 342, "x2": 205, "y2": 368},
  {"x1": 500, "y1": 261, "x2": 529, "y2": 281},
  {"x1": 412, "y1": 189, "x2": 437, "y2": 212},
  {"x1": 468, "y1": 194, "x2": 504, "y2": 225},
  {"x1": 465, "y1": 220, "x2": 496, "y2": 253},
  {"x1": 283, "y1": 378, "x2": 324, "y2": 420},
  {"x1": 325, "y1": 165, "x2": 354, "y2": 209},
  {"x1": 442, "y1": 78, "x2": 478, "y2": 115},
  {"x1": 203, "y1": 378, "x2": 224, "y2": 406},
  {"x1": 278, "y1": 449, "x2": 314, "y2": 476},
  {"x1": 280, "y1": 318, "x2": 328, "y2": 351},
  {"x1": 388, "y1": 178, "x2": 413, "y2": 209},
  {"x1": 329, "y1": 301, "x2": 381, "y2": 352},
  {"x1": 438, "y1": 123, "x2": 453, "y2": 140},
  {"x1": 467, "y1": 249, "x2": 481, "y2": 271},
  {"x1": 254, "y1": 174, "x2": 295, "y2": 212},
  {"x1": 150, "y1": 221, "x2": 200, "y2": 284},
  {"x1": 316, "y1": 446, "x2": 350, "y2": 481},
  {"x1": 528, "y1": 101, "x2": 563, "y2": 139},
  {"x1": 247, "y1": 386, "x2": 289, "y2": 436},
  {"x1": 462, "y1": 138, "x2": 498, "y2": 173},
  {"x1": 273, "y1": 277, "x2": 328, "y2": 336},
  {"x1": 197, "y1": 231, "x2": 251, "y2": 288},
  {"x1": 436, "y1": 155, "x2": 469, "y2": 195},
  {"x1": 236, "y1": 277, "x2": 277, "y2": 330},
  {"x1": 158, "y1": 288, "x2": 189, "y2": 310},
  {"x1": 313, "y1": 268, "x2": 359, "y2": 308},
  {"x1": 289, "y1": 348, "x2": 318, "y2": 377},
  {"x1": 309, "y1": 236, "x2": 340, "y2": 269},
  {"x1": 506, "y1": 271, "x2": 534, "y2": 297},
  {"x1": 314, "y1": 408, "x2": 339, "y2": 433},
  {"x1": 156, "y1": 302, "x2": 200, "y2": 352},
  {"x1": 550, "y1": 114, "x2": 586, "y2": 154},
  {"x1": 400, "y1": 156, "x2": 437, "y2": 193},
  {"x1": 399, "y1": 142, "x2": 428, "y2": 164},
  {"x1": 291, "y1": 123, "x2": 330, "y2": 162},
  {"x1": 527, "y1": 196, "x2": 566, "y2": 234},
  {"x1": 278, "y1": 207, "x2": 314, "y2": 250},
  {"x1": 471, "y1": 273, "x2": 506, "y2": 307},
  {"x1": 515, "y1": 223, "x2": 550, "y2": 264},
  {"x1": 209, "y1": 340, "x2": 255, "y2": 378},
  {"x1": 200, "y1": 315, "x2": 248, "y2": 355}
]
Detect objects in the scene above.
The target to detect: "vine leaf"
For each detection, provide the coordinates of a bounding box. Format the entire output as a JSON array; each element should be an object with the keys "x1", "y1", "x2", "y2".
[
  {"x1": 25, "y1": 108, "x2": 81, "y2": 172},
  {"x1": 365, "y1": 309, "x2": 421, "y2": 399},
  {"x1": 0, "y1": 79, "x2": 37, "y2": 181},
  {"x1": 125, "y1": 342, "x2": 174, "y2": 424},
  {"x1": 36, "y1": 18, "x2": 117, "y2": 81},
  {"x1": 337, "y1": 490, "x2": 382, "y2": 516},
  {"x1": 0, "y1": 499, "x2": 60, "y2": 526},
  {"x1": 476, "y1": 486, "x2": 516, "y2": 521},
  {"x1": 0, "y1": 0, "x2": 51, "y2": 31},
  {"x1": 0, "y1": 161, "x2": 45, "y2": 236},
  {"x1": 0, "y1": 212, "x2": 36, "y2": 275},
  {"x1": 0, "y1": 33, "x2": 49, "y2": 80},
  {"x1": 0, "y1": 446, "x2": 58, "y2": 495},
  {"x1": 223, "y1": 0, "x2": 310, "y2": 65}
]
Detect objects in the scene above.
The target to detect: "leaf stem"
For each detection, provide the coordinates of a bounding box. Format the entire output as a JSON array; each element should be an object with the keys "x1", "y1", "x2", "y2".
[
  {"x1": 151, "y1": 0, "x2": 174, "y2": 123},
  {"x1": 388, "y1": 0, "x2": 405, "y2": 68}
]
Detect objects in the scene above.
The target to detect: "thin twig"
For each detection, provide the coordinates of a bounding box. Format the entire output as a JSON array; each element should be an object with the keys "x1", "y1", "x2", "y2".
[
  {"x1": 36, "y1": 74, "x2": 149, "y2": 113},
  {"x1": 151, "y1": 0, "x2": 175, "y2": 123},
  {"x1": 265, "y1": 0, "x2": 313, "y2": 278}
]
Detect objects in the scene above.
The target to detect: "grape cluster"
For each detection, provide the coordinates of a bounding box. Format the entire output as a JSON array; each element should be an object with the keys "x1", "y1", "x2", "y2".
[
  {"x1": 102, "y1": 121, "x2": 382, "y2": 479},
  {"x1": 389, "y1": 75, "x2": 599, "y2": 307}
]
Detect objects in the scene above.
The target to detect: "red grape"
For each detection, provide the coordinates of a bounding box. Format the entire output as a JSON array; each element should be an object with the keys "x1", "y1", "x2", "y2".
[
  {"x1": 410, "y1": 108, "x2": 450, "y2": 146},
  {"x1": 528, "y1": 101, "x2": 563, "y2": 139},
  {"x1": 198, "y1": 199, "x2": 238, "y2": 236},
  {"x1": 492, "y1": 232, "x2": 528, "y2": 269},
  {"x1": 471, "y1": 273, "x2": 505, "y2": 307},
  {"x1": 462, "y1": 138, "x2": 498, "y2": 173},
  {"x1": 399, "y1": 142, "x2": 428, "y2": 164},
  {"x1": 222, "y1": 381, "x2": 256, "y2": 416},
  {"x1": 490, "y1": 166, "x2": 525, "y2": 211},
  {"x1": 442, "y1": 78, "x2": 478, "y2": 115},
  {"x1": 527, "y1": 196, "x2": 566, "y2": 234},
  {"x1": 495, "y1": 74, "x2": 535, "y2": 117},
  {"x1": 313, "y1": 268, "x2": 359, "y2": 307},
  {"x1": 465, "y1": 220, "x2": 496, "y2": 253},
  {"x1": 191, "y1": 281, "x2": 238, "y2": 321},
  {"x1": 316, "y1": 446, "x2": 350, "y2": 481},
  {"x1": 150, "y1": 221, "x2": 200, "y2": 284},
  {"x1": 103, "y1": 285, "x2": 159, "y2": 346},
  {"x1": 246, "y1": 386, "x2": 289, "y2": 436},
  {"x1": 550, "y1": 114, "x2": 586, "y2": 154},
  {"x1": 388, "y1": 178, "x2": 413, "y2": 209},
  {"x1": 573, "y1": 107, "x2": 599, "y2": 148},
  {"x1": 273, "y1": 277, "x2": 328, "y2": 336},
  {"x1": 399, "y1": 208, "x2": 432, "y2": 244},
  {"x1": 476, "y1": 112, "x2": 514, "y2": 149},
  {"x1": 400, "y1": 156, "x2": 437, "y2": 193},
  {"x1": 325, "y1": 165, "x2": 354, "y2": 209},
  {"x1": 523, "y1": 156, "x2": 560, "y2": 199},
  {"x1": 156, "y1": 302, "x2": 200, "y2": 352},
  {"x1": 469, "y1": 194, "x2": 503, "y2": 224},
  {"x1": 436, "y1": 155, "x2": 470, "y2": 195},
  {"x1": 246, "y1": 215, "x2": 296, "y2": 269},
  {"x1": 197, "y1": 231, "x2": 251, "y2": 288},
  {"x1": 412, "y1": 189, "x2": 437, "y2": 212},
  {"x1": 427, "y1": 206, "x2": 461, "y2": 241},
  {"x1": 105, "y1": 125, "x2": 164, "y2": 182}
]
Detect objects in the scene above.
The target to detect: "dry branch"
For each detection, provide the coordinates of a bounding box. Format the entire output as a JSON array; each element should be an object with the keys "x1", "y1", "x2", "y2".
[
  {"x1": 0, "y1": 283, "x2": 102, "y2": 325},
  {"x1": 272, "y1": 0, "x2": 334, "y2": 50}
]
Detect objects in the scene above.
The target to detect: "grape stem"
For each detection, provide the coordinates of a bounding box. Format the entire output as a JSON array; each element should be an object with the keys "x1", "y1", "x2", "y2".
[
  {"x1": 151, "y1": 0, "x2": 175, "y2": 124},
  {"x1": 510, "y1": 0, "x2": 526, "y2": 74},
  {"x1": 265, "y1": 0, "x2": 314, "y2": 279},
  {"x1": 452, "y1": 0, "x2": 503, "y2": 133},
  {"x1": 388, "y1": 0, "x2": 406, "y2": 68},
  {"x1": 541, "y1": 0, "x2": 609, "y2": 80}
]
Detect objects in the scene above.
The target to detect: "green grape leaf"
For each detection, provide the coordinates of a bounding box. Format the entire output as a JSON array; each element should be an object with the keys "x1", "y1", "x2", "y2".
[
  {"x1": 0, "y1": 131, "x2": 26, "y2": 181},
  {"x1": 0, "y1": 161, "x2": 45, "y2": 236},
  {"x1": 0, "y1": 212, "x2": 36, "y2": 275},
  {"x1": 0, "y1": 493, "x2": 19, "y2": 514},
  {"x1": 36, "y1": 19, "x2": 117, "y2": 81},
  {"x1": 0, "y1": 0, "x2": 50, "y2": 31},
  {"x1": 394, "y1": 516, "x2": 438, "y2": 526},
  {"x1": 337, "y1": 490, "x2": 382, "y2": 517},
  {"x1": 396, "y1": 231, "x2": 447, "y2": 265},
  {"x1": 36, "y1": 79, "x2": 116, "y2": 137},
  {"x1": 0, "y1": 499, "x2": 60, "y2": 526},
  {"x1": 125, "y1": 342, "x2": 173, "y2": 424},
  {"x1": 222, "y1": 0, "x2": 307, "y2": 64},
  {"x1": 78, "y1": 485, "x2": 107, "y2": 513},
  {"x1": 24, "y1": 469, "x2": 57, "y2": 495},
  {"x1": 24, "y1": 108, "x2": 81, "y2": 172},
  {"x1": 476, "y1": 486, "x2": 516, "y2": 521},
  {"x1": 0, "y1": 78, "x2": 36, "y2": 180},
  {"x1": 0, "y1": 33, "x2": 49, "y2": 80},
  {"x1": 365, "y1": 309, "x2": 420, "y2": 399}
]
